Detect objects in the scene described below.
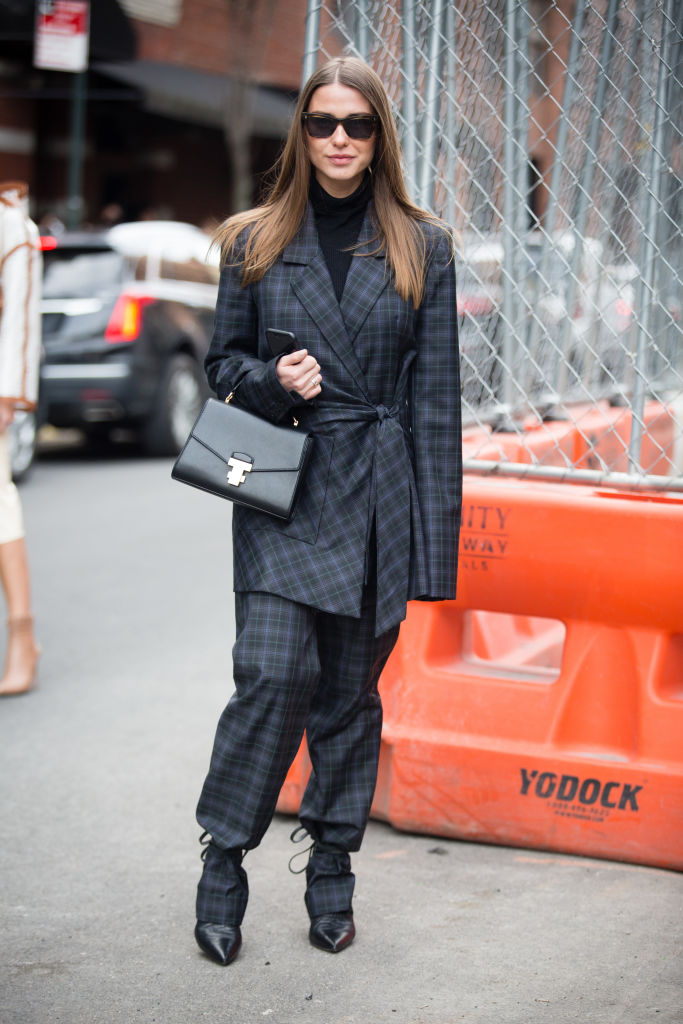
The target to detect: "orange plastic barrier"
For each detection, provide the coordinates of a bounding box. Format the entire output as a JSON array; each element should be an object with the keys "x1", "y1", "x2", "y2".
[
  {"x1": 462, "y1": 399, "x2": 678, "y2": 476},
  {"x1": 278, "y1": 475, "x2": 683, "y2": 870}
]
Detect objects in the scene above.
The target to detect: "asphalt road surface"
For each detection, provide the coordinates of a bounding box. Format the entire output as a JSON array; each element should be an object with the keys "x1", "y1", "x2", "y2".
[{"x1": 1, "y1": 436, "x2": 681, "y2": 1024}]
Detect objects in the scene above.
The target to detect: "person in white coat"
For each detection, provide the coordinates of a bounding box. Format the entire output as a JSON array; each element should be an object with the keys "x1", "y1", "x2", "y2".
[{"x1": 0, "y1": 181, "x2": 42, "y2": 695}]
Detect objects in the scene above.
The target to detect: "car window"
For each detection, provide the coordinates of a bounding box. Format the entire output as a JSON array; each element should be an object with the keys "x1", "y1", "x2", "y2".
[{"x1": 42, "y1": 249, "x2": 128, "y2": 298}]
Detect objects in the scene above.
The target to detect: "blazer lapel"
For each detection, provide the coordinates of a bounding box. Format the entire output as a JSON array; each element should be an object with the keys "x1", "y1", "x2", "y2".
[
  {"x1": 286, "y1": 205, "x2": 368, "y2": 396},
  {"x1": 339, "y1": 204, "x2": 390, "y2": 346}
]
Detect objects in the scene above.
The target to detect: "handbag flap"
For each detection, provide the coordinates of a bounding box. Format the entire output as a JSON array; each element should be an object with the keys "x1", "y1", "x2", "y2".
[{"x1": 191, "y1": 398, "x2": 309, "y2": 473}]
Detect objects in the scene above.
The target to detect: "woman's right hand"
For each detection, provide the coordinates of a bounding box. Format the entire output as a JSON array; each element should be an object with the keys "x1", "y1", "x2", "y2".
[{"x1": 276, "y1": 349, "x2": 322, "y2": 400}]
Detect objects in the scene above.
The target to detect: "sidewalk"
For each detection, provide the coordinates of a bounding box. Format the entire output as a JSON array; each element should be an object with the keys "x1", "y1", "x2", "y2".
[
  {"x1": 1, "y1": 455, "x2": 681, "y2": 1024},
  {"x1": 2, "y1": 804, "x2": 681, "y2": 1023}
]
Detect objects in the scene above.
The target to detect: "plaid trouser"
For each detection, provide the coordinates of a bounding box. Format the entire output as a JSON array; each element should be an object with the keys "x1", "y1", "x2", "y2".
[{"x1": 195, "y1": 583, "x2": 399, "y2": 925}]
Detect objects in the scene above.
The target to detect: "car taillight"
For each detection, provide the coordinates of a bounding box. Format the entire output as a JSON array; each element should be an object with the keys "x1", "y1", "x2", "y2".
[
  {"x1": 105, "y1": 294, "x2": 155, "y2": 343},
  {"x1": 39, "y1": 235, "x2": 58, "y2": 251}
]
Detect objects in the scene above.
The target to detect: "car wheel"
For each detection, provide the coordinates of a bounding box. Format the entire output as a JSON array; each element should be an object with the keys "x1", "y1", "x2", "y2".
[
  {"x1": 143, "y1": 352, "x2": 203, "y2": 456},
  {"x1": 9, "y1": 410, "x2": 37, "y2": 482}
]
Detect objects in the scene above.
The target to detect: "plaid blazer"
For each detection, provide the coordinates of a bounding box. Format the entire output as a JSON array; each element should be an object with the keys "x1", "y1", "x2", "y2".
[{"x1": 205, "y1": 203, "x2": 462, "y2": 636}]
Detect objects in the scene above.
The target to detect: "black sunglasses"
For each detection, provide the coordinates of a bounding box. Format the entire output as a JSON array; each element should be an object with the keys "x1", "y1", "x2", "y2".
[{"x1": 302, "y1": 112, "x2": 379, "y2": 140}]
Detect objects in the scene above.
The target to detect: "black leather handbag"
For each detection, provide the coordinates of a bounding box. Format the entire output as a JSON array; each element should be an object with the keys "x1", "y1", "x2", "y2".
[{"x1": 171, "y1": 390, "x2": 313, "y2": 521}]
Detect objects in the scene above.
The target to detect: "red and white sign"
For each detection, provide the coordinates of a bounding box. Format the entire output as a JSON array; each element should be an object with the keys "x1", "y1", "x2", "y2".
[{"x1": 34, "y1": 1, "x2": 90, "y2": 73}]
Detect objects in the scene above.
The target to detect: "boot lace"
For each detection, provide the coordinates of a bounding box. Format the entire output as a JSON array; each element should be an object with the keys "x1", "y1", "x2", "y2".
[
  {"x1": 288, "y1": 825, "x2": 314, "y2": 874},
  {"x1": 199, "y1": 830, "x2": 245, "y2": 864}
]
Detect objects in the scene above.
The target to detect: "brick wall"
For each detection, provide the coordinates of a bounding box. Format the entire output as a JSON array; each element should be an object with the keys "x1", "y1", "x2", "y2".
[{"x1": 130, "y1": 0, "x2": 308, "y2": 89}]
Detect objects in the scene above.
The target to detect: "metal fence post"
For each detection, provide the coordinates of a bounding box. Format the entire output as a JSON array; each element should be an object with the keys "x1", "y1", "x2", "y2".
[
  {"x1": 515, "y1": 0, "x2": 535, "y2": 399},
  {"x1": 302, "y1": 0, "x2": 321, "y2": 86},
  {"x1": 401, "y1": 0, "x2": 419, "y2": 202},
  {"x1": 555, "y1": 0, "x2": 620, "y2": 397},
  {"x1": 445, "y1": 0, "x2": 457, "y2": 228},
  {"x1": 355, "y1": 0, "x2": 369, "y2": 61},
  {"x1": 529, "y1": 0, "x2": 587, "y2": 407},
  {"x1": 418, "y1": 0, "x2": 446, "y2": 210},
  {"x1": 502, "y1": 0, "x2": 522, "y2": 416},
  {"x1": 629, "y1": 0, "x2": 675, "y2": 472}
]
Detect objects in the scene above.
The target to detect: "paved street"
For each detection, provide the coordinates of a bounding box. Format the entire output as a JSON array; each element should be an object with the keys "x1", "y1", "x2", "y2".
[{"x1": 1, "y1": 439, "x2": 681, "y2": 1024}]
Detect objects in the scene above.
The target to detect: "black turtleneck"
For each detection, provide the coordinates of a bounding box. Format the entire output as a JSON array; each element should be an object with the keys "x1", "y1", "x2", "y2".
[{"x1": 310, "y1": 173, "x2": 372, "y2": 302}]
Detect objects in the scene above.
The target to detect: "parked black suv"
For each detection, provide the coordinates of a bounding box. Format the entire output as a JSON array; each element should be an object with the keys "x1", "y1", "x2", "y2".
[{"x1": 39, "y1": 221, "x2": 219, "y2": 454}]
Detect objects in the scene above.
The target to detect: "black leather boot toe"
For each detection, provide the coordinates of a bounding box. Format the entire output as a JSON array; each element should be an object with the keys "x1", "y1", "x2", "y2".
[
  {"x1": 309, "y1": 911, "x2": 355, "y2": 953},
  {"x1": 195, "y1": 921, "x2": 242, "y2": 965}
]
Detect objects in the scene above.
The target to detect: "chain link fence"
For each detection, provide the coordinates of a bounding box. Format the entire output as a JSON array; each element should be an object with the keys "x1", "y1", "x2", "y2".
[{"x1": 302, "y1": 0, "x2": 682, "y2": 491}]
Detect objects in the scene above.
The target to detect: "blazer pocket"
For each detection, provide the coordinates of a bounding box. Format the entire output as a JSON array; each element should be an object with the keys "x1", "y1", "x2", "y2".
[{"x1": 257, "y1": 434, "x2": 334, "y2": 546}]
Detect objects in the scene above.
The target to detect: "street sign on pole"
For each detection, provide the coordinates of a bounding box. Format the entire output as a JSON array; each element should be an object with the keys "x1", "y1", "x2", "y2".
[{"x1": 34, "y1": 1, "x2": 90, "y2": 73}]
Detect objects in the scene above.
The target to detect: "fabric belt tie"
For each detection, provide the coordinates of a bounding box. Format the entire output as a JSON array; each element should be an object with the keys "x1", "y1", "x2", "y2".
[{"x1": 300, "y1": 393, "x2": 417, "y2": 636}]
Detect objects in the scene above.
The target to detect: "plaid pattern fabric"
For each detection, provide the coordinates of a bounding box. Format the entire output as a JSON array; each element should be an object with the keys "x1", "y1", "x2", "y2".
[
  {"x1": 205, "y1": 203, "x2": 462, "y2": 637},
  {"x1": 196, "y1": 841, "x2": 248, "y2": 927},
  {"x1": 304, "y1": 845, "x2": 354, "y2": 919},
  {"x1": 196, "y1": 586, "x2": 399, "y2": 922}
]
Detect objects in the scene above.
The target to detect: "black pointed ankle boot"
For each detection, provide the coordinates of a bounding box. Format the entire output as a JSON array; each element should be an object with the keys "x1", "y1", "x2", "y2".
[
  {"x1": 195, "y1": 922, "x2": 242, "y2": 965},
  {"x1": 196, "y1": 832, "x2": 249, "y2": 929},
  {"x1": 309, "y1": 911, "x2": 355, "y2": 953}
]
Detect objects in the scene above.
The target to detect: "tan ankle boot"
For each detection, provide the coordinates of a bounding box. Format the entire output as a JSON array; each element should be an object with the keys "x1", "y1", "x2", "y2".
[{"x1": 0, "y1": 616, "x2": 40, "y2": 696}]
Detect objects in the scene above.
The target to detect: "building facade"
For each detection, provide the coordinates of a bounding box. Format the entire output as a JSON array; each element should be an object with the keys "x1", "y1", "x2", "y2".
[{"x1": 0, "y1": 0, "x2": 309, "y2": 227}]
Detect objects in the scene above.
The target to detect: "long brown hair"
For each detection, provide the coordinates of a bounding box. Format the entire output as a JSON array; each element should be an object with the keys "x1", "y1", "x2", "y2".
[{"x1": 213, "y1": 57, "x2": 450, "y2": 307}]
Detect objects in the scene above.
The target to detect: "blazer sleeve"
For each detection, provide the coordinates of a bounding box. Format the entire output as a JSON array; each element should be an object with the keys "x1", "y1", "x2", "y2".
[
  {"x1": 411, "y1": 229, "x2": 462, "y2": 599},
  {"x1": 204, "y1": 256, "x2": 303, "y2": 423}
]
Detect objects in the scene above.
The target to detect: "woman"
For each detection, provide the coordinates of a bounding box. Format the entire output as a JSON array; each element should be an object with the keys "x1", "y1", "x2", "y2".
[
  {"x1": 0, "y1": 182, "x2": 41, "y2": 697},
  {"x1": 195, "y1": 56, "x2": 461, "y2": 965}
]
